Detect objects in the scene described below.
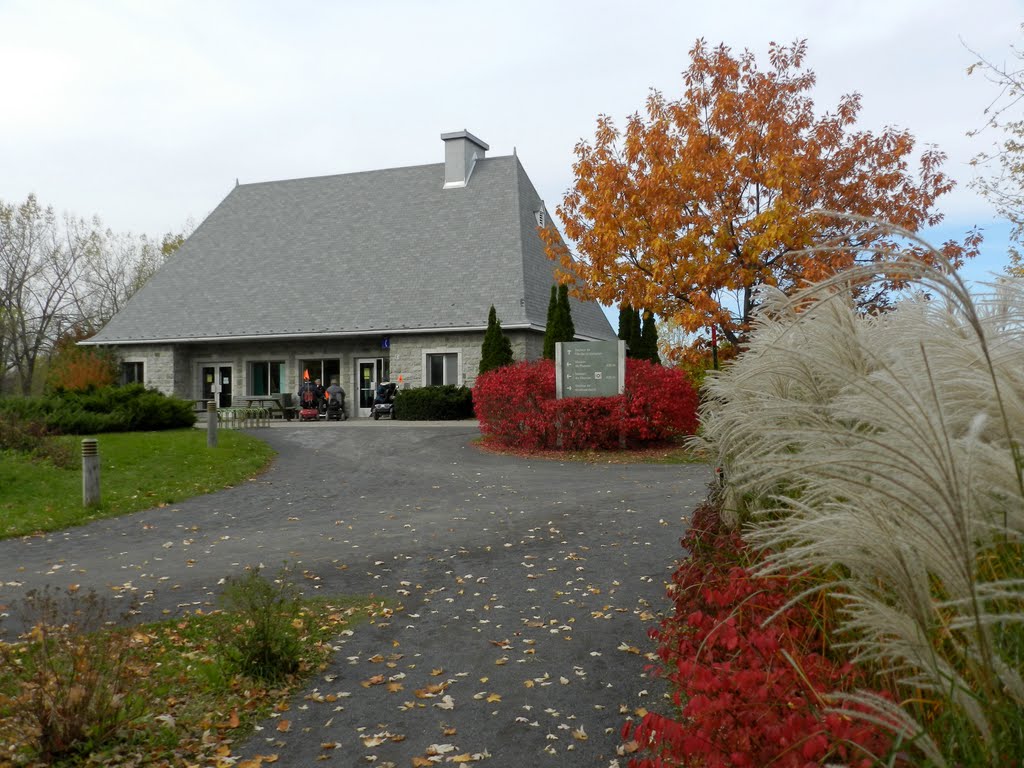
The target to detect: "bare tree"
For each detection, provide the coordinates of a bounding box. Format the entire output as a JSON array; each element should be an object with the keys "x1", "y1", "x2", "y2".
[
  {"x1": 967, "y1": 25, "x2": 1024, "y2": 272},
  {"x1": 0, "y1": 194, "x2": 194, "y2": 394},
  {"x1": 80, "y1": 228, "x2": 162, "y2": 329},
  {"x1": 0, "y1": 196, "x2": 98, "y2": 394}
]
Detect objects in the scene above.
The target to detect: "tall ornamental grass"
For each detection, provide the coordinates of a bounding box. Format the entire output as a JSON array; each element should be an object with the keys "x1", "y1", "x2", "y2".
[{"x1": 696, "y1": 239, "x2": 1024, "y2": 766}]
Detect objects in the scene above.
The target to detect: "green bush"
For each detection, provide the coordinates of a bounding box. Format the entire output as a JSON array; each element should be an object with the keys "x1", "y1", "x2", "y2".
[
  {"x1": 0, "y1": 385, "x2": 196, "y2": 435},
  {"x1": 218, "y1": 566, "x2": 304, "y2": 682},
  {"x1": 394, "y1": 385, "x2": 473, "y2": 420},
  {"x1": 0, "y1": 396, "x2": 51, "y2": 423}
]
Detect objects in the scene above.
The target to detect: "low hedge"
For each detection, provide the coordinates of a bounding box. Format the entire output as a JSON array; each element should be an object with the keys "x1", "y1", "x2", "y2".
[
  {"x1": 627, "y1": 502, "x2": 893, "y2": 767},
  {"x1": 0, "y1": 385, "x2": 196, "y2": 435},
  {"x1": 473, "y1": 358, "x2": 698, "y2": 450},
  {"x1": 393, "y1": 385, "x2": 474, "y2": 421}
]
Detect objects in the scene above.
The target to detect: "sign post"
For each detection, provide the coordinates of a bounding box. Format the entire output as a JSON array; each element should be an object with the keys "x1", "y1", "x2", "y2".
[{"x1": 555, "y1": 340, "x2": 627, "y2": 449}]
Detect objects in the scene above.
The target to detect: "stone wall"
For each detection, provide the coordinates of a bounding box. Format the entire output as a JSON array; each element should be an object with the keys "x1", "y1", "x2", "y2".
[
  {"x1": 111, "y1": 328, "x2": 545, "y2": 409},
  {"x1": 117, "y1": 345, "x2": 177, "y2": 396}
]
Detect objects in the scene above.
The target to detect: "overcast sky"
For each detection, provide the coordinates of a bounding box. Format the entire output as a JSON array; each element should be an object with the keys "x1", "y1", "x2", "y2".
[{"x1": 0, "y1": 0, "x2": 1019, "y2": 284}]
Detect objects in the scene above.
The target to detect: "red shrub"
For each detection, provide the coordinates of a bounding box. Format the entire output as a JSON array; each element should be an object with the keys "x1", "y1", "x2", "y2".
[
  {"x1": 473, "y1": 360, "x2": 557, "y2": 449},
  {"x1": 473, "y1": 358, "x2": 698, "y2": 450},
  {"x1": 625, "y1": 504, "x2": 893, "y2": 767}
]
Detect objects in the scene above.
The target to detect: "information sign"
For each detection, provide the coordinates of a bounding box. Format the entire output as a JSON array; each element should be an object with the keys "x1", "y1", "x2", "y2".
[{"x1": 556, "y1": 340, "x2": 625, "y2": 399}]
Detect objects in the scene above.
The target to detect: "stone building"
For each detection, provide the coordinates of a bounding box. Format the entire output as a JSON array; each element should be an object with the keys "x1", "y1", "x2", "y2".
[{"x1": 84, "y1": 130, "x2": 616, "y2": 417}]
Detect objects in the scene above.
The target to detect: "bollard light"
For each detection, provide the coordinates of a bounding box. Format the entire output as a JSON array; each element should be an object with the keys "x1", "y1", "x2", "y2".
[
  {"x1": 207, "y1": 400, "x2": 218, "y2": 448},
  {"x1": 82, "y1": 438, "x2": 100, "y2": 507}
]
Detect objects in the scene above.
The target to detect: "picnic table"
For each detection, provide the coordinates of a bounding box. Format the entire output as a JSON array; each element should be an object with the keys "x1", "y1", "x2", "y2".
[{"x1": 238, "y1": 396, "x2": 298, "y2": 421}]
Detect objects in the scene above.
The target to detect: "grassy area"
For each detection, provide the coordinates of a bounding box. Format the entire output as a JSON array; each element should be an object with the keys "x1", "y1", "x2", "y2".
[
  {"x1": 0, "y1": 593, "x2": 384, "y2": 767},
  {"x1": 0, "y1": 430, "x2": 275, "y2": 539}
]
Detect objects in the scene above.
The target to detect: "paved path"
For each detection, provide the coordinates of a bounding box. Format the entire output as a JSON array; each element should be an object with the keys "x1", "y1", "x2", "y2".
[{"x1": 0, "y1": 422, "x2": 709, "y2": 766}]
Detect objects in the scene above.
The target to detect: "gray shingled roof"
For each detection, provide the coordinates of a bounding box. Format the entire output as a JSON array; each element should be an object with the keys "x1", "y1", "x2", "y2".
[{"x1": 89, "y1": 155, "x2": 615, "y2": 344}]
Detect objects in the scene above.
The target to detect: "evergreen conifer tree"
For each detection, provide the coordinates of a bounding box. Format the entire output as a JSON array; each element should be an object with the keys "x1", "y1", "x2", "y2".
[
  {"x1": 640, "y1": 311, "x2": 660, "y2": 364},
  {"x1": 628, "y1": 307, "x2": 643, "y2": 358},
  {"x1": 618, "y1": 305, "x2": 634, "y2": 341},
  {"x1": 556, "y1": 284, "x2": 576, "y2": 343},
  {"x1": 543, "y1": 285, "x2": 558, "y2": 359},
  {"x1": 479, "y1": 306, "x2": 514, "y2": 374}
]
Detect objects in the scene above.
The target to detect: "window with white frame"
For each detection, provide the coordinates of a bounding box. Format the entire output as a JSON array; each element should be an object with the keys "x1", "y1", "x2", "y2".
[
  {"x1": 249, "y1": 361, "x2": 285, "y2": 395},
  {"x1": 425, "y1": 352, "x2": 459, "y2": 386},
  {"x1": 121, "y1": 361, "x2": 144, "y2": 385}
]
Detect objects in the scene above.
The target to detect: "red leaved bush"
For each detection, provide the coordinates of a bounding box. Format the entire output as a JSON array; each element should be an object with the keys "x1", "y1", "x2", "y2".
[
  {"x1": 626, "y1": 503, "x2": 892, "y2": 767},
  {"x1": 473, "y1": 358, "x2": 698, "y2": 450}
]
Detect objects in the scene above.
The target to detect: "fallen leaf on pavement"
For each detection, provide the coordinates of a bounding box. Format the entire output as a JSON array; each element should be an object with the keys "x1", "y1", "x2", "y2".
[
  {"x1": 434, "y1": 694, "x2": 455, "y2": 710},
  {"x1": 415, "y1": 682, "x2": 448, "y2": 698}
]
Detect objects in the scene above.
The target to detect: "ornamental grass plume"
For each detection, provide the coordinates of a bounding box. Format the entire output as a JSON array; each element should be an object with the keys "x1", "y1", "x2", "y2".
[{"x1": 695, "y1": 228, "x2": 1024, "y2": 765}]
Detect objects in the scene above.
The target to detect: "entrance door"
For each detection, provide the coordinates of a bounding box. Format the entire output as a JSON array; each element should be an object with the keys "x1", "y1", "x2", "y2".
[
  {"x1": 201, "y1": 365, "x2": 233, "y2": 407},
  {"x1": 356, "y1": 358, "x2": 390, "y2": 418}
]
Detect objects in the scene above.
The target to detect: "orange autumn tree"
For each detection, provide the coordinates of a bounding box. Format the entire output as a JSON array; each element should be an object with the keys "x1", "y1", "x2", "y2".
[
  {"x1": 45, "y1": 325, "x2": 119, "y2": 392},
  {"x1": 542, "y1": 39, "x2": 979, "y2": 347}
]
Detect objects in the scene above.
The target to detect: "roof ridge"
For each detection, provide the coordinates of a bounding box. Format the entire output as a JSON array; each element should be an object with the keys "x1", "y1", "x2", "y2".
[
  {"x1": 510, "y1": 154, "x2": 528, "y2": 318},
  {"x1": 235, "y1": 154, "x2": 516, "y2": 189}
]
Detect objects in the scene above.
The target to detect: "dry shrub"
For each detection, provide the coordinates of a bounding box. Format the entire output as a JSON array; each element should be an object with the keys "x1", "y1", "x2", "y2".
[{"x1": 0, "y1": 587, "x2": 141, "y2": 762}]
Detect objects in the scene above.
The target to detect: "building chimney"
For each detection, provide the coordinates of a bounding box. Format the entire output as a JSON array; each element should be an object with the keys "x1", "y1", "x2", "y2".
[{"x1": 441, "y1": 130, "x2": 489, "y2": 189}]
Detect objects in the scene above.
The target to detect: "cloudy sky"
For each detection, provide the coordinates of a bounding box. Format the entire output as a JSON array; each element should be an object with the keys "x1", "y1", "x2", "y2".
[{"x1": 0, "y1": 0, "x2": 1019, "y2": 283}]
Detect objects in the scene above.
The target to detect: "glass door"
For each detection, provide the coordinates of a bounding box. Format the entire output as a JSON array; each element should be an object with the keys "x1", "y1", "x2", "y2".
[
  {"x1": 356, "y1": 357, "x2": 390, "y2": 418},
  {"x1": 201, "y1": 365, "x2": 233, "y2": 407},
  {"x1": 298, "y1": 359, "x2": 341, "y2": 393}
]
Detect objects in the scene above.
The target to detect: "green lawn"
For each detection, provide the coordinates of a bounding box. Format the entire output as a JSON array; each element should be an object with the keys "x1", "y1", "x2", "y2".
[{"x1": 0, "y1": 429, "x2": 275, "y2": 539}]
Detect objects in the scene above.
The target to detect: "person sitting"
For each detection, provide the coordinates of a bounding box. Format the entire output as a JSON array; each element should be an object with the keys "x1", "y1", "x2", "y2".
[{"x1": 325, "y1": 378, "x2": 347, "y2": 419}]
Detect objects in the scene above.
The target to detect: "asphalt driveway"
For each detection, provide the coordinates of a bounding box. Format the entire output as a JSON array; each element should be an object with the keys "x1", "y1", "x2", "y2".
[{"x1": 0, "y1": 422, "x2": 710, "y2": 766}]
